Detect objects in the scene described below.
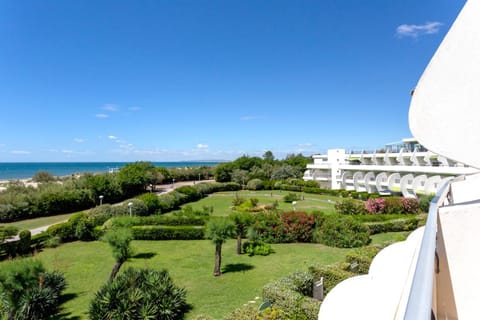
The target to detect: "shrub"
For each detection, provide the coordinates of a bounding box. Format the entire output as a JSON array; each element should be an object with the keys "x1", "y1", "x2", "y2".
[
  {"x1": 419, "y1": 195, "x2": 434, "y2": 213},
  {"x1": 283, "y1": 193, "x2": 299, "y2": 203},
  {"x1": 0, "y1": 225, "x2": 18, "y2": 242},
  {"x1": 335, "y1": 199, "x2": 366, "y2": 215},
  {"x1": 365, "y1": 198, "x2": 386, "y2": 214},
  {"x1": 131, "y1": 226, "x2": 205, "y2": 240},
  {"x1": 247, "y1": 178, "x2": 264, "y2": 190},
  {"x1": 345, "y1": 246, "x2": 381, "y2": 274},
  {"x1": 279, "y1": 271, "x2": 314, "y2": 296},
  {"x1": 17, "y1": 229, "x2": 31, "y2": 254},
  {"x1": 280, "y1": 211, "x2": 316, "y2": 243},
  {"x1": 401, "y1": 197, "x2": 420, "y2": 214},
  {"x1": 384, "y1": 197, "x2": 403, "y2": 215},
  {"x1": 176, "y1": 185, "x2": 201, "y2": 202},
  {"x1": 242, "y1": 240, "x2": 274, "y2": 256},
  {"x1": 32, "y1": 170, "x2": 56, "y2": 183},
  {"x1": 137, "y1": 193, "x2": 161, "y2": 214},
  {"x1": 308, "y1": 263, "x2": 354, "y2": 295},
  {"x1": 314, "y1": 215, "x2": 370, "y2": 248},
  {"x1": 89, "y1": 267, "x2": 187, "y2": 320},
  {"x1": 224, "y1": 304, "x2": 258, "y2": 320},
  {"x1": 47, "y1": 221, "x2": 75, "y2": 242},
  {"x1": 232, "y1": 196, "x2": 245, "y2": 207},
  {"x1": 366, "y1": 217, "x2": 422, "y2": 235}
]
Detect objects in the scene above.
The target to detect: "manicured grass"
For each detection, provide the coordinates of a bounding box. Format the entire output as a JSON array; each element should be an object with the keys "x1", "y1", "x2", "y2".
[
  {"x1": 36, "y1": 239, "x2": 352, "y2": 319},
  {"x1": 0, "y1": 212, "x2": 78, "y2": 230},
  {"x1": 182, "y1": 190, "x2": 340, "y2": 216},
  {"x1": 370, "y1": 231, "x2": 412, "y2": 246}
]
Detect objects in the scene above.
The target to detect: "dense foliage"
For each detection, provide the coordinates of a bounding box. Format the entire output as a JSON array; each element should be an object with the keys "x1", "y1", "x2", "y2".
[
  {"x1": 89, "y1": 267, "x2": 187, "y2": 320},
  {"x1": 0, "y1": 258, "x2": 66, "y2": 320}
]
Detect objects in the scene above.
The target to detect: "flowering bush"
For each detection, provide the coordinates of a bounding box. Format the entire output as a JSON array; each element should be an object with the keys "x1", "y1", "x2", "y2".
[
  {"x1": 401, "y1": 198, "x2": 420, "y2": 214},
  {"x1": 280, "y1": 211, "x2": 316, "y2": 242},
  {"x1": 365, "y1": 198, "x2": 386, "y2": 214}
]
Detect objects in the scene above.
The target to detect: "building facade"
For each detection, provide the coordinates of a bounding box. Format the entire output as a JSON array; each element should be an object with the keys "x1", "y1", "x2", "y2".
[{"x1": 303, "y1": 138, "x2": 478, "y2": 198}]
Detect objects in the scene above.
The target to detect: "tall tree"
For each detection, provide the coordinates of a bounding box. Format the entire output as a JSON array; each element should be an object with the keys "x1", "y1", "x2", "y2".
[
  {"x1": 103, "y1": 228, "x2": 133, "y2": 281},
  {"x1": 205, "y1": 218, "x2": 235, "y2": 276}
]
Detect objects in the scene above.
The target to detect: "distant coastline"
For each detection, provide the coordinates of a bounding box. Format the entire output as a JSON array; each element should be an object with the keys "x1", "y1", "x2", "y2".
[{"x1": 0, "y1": 161, "x2": 222, "y2": 180}]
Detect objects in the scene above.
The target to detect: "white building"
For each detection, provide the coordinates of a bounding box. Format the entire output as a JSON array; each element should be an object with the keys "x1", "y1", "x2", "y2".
[
  {"x1": 303, "y1": 138, "x2": 478, "y2": 198},
  {"x1": 317, "y1": 0, "x2": 480, "y2": 319}
]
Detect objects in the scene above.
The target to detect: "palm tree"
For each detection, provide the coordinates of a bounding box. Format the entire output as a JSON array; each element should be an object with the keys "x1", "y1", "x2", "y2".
[
  {"x1": 205, "y1": 218, "x2": 235, "y2": 276},
  {"x1": 103, "y1": 228, "x2": 133, "y2": 281},
  {"x1": 229, "y1": 212, "x2": 254, "y2": 254}
]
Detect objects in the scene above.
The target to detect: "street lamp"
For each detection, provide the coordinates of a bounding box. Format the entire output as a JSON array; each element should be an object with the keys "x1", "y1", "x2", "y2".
[
  {"x1": 150, "y1": 184, "x2": 153, "y2": 193},
  {"x1": 128, "y1": 202, "x2": 133, "y2": 217},
  {"x1": 292, "y1": 201, "x2": 297, "y2": 211},
  {"x1": 99, "y1": 195, "x2": 104, "y2": 206},
  {"x1": 198, "y1": 173, "x2": 201, "y2": 182},
  {"x1": 172, "y1": 178, "x2": 175, "y2": 188}
]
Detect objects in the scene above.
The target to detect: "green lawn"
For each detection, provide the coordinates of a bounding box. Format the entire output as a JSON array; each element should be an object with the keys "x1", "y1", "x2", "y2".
[
  {"x1": 37, "y1": 239, "x2": 352, "y2": 320},
  {"x1": 182, "y1": 190, "x2": 340, "y2": 216},
  {"x1": 0, "y1": 212, "x2": 78, "y2": 230}
]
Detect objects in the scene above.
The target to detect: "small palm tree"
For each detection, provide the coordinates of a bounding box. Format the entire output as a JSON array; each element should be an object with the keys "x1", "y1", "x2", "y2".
[
  {"x1": 205, "y1": 218, "x2": 235, "y2": 276},
  {"x1": 103, "y1": 228, "x2": 133, "y2": 281},
  {"x1": 229, "y1": 212, "x2": 254, "y2": 254}
]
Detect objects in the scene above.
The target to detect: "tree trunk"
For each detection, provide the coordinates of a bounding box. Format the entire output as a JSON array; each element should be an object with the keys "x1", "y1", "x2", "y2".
[
  {"x1": 109, "y1": 260, "x2": 124, "y2": 281},
  {"x1": 214, "y1": 244, "x2": 222, "y2": 276},
  {"x1": 236, "y1": 233, "x2": 242, "y2": 255}
]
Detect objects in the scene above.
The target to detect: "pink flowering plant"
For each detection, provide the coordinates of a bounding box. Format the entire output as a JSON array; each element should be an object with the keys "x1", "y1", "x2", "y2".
[
  {"x1": 401, "y1": 198, "x2": 420, "y2": 214},
  {"x1": 365, "y1": 198, "x2": 386, "y2": 214}
]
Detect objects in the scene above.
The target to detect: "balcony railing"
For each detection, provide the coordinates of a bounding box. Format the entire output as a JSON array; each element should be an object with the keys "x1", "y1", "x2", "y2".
[{"x1": 403, "y1": 177, "x2": 456, "y2": 319}]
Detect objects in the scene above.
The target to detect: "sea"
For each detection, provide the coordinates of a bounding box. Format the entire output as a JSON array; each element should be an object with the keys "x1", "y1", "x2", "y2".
[{"x1": 0, "y1": 162, "x2": 221, "y2": 180}]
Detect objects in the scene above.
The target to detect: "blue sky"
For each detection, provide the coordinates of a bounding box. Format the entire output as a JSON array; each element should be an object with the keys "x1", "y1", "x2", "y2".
[{"x1": 0, "y1": 0, "x2": 465, "y2": 162}]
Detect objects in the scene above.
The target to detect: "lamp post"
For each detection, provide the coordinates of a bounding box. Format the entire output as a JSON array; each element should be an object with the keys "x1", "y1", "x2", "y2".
[
  {"x1": 128, "y1": 202, "x2": 133, "y2": 217},
  {"x1": 198, "y1": 173, "x2": 201, "y2": 182},
  {"x1": 172, "y1": 178, "x2": 175, "y2": 188},
  {"x1": 99, "y1": 195, "x2": 104, "y2": 206},
  {"x1": 150, "y1": 184, "x2": 153, "y2": 193},
  {"x1": 292, "y1": 201, "x2": 297, "y2": 211}
]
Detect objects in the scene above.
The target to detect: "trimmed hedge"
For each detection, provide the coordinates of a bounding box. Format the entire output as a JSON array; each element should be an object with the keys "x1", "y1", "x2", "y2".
[
  {"x1": 308, "y1": 263, "x2": 354, "y2": 295},
  {"x1": 131, "y1": 225, "x2": 205, "y2": 240},
  {"x1": 365, "y1": 217, "x2": 423, "y2": 235}
]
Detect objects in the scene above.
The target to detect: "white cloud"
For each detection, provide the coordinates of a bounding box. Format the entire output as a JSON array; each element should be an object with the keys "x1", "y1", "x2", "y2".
[
  {"x1": 102, "y1": 104, "x2": 119, "y2": 112},
  {"x1": 108, "y1": 135, "x2": 118, "y2": 140},
  {"x1": 74, "y1": 138, "x2": 85, "y2": 143},
  {"x1": 96, "y1": 114, "x2": 109, "y2": 118},
  {"x1": 396, "y1": 21, "x2": 442, "y2": 38},
  {"x1": 11, "y1": 150, "x2": 31, "y2": 155},
  {"x1": 240, "y1": 115, "x2": 261, "y2": 121},
  {"x1": 129, "y1": 106, "x2": 141, "y2": 111},
  {"x1": 196, "y1": 143, "x2": 209, "y2": 149}
]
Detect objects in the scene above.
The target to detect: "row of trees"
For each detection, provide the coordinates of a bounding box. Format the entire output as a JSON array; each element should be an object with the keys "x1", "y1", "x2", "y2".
[{"x1": 214, "y1": 152, "x2": 311, "y2": 184}]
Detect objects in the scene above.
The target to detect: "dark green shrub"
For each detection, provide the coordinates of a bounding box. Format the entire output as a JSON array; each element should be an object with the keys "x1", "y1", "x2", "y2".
[
  {"x1": 89, "y1": 267, "x2": 187, "y2": 320},
  {"x1": 314, "y1": 215, "x2": 370, "y2": 248},
  {"x1": 47, "y1": 221, "x2": 75, "y2": 242},
  {"x1": 32, "y1": 170, "x2": 56, "y2": 183},
  {"x1": 247, "y1": 178, "x2": 264, "y2": 190},
  {"x1": 137, "y1": 193, "x2": 161, "y2": 214},
  {"x1": 384, "y1": 197, "x2": 403, "y2": 214},
  {"x1": 242, "y1": 240, "x2": 274, "y2": 256},
  {"x1": 131, "y1": 226, "x2": 205, "y2": 240},
  {"x1": 334, "y1": 199, "x2": 366, "y2": 215},
  {"x1": 366, "y1": 217, "x2": 422, "y2": 235},
  {"x1": 231, "y1": 196, "x2": 246, "y2": 207},
  {"x1": 0, "y1": 225, "x2": 18, "y2": 242},
  {"x1": 419, "y1": 195, "x2": 434, "y2": 213},
  {"x1": 308, "y1": 263, "x2": 355, "y2": 295},
  {"x1": 279, "y1": 271, "x2": 314, "y2": 296},
  {"x1": 283, "y1": 192, "x2": 299, "y2": 203},
  {"x1": 17, "y1": 229, "x2": 31, "y2": 254},
  {"x1": 345, "y1": 246, "x2": 381, "y2": 274},
  {"x1": 176, "y1": 186, "x2": 201, "y2": 202}
]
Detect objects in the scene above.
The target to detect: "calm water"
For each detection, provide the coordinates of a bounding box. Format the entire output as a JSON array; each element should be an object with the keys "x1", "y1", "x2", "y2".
[{"x1": 0, "y1": 162, "x2": 220, "y2": 180}]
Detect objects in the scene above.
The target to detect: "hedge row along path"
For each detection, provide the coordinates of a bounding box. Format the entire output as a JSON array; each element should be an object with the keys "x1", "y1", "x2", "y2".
[{"x1": 4, "y1": 179, "x2": 214, "y2": 242}]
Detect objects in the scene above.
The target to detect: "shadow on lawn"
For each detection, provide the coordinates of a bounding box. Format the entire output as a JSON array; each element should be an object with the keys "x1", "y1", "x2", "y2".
[
  {"x1": 54, "y1": 293, "x2": 81, "y2": 320},
  {"x1": 132, "y1": 252, "x2": 157, "y2": 259},
  {"x1": 222, "y1": 263, "x2": 254, "y2": 274}
]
